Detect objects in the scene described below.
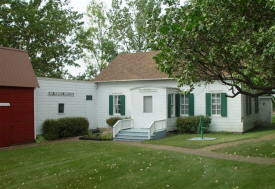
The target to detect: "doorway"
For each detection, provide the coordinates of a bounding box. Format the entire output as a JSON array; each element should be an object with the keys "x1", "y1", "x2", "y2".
[{"x1": 0, "y1": 106, "x2": 12, "y2": 147}]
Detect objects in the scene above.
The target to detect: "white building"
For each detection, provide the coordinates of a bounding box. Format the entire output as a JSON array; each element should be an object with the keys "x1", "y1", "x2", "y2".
[{"x1": 35, "y1": 51, "x2": 271, "y2": 140}]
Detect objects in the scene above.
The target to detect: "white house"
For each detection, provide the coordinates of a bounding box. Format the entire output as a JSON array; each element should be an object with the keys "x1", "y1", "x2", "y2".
[
  {"x1": 35, "y1": 51, "x2": 268, "y2": 140},
  {"x1": 35, "y1": 78, "x2": 98, "y2": 135}
]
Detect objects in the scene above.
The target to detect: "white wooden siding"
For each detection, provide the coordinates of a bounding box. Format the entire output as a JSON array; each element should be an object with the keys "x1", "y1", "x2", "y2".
[
  {"x1": 96, "y1": 80, "x2": 178, "y2": 127},
  {"x1": 97, "y1": 80, "x2": 244, "y2": 132},
  {"x1": 242, "y1": 95, "x2": 261, "y2": 132},
  {"x1": 131, "y1": 87, "x2": 167, "y2": 128},
  {"x1": 35, "y1": 78, "x2": 98, "y2": 135}
]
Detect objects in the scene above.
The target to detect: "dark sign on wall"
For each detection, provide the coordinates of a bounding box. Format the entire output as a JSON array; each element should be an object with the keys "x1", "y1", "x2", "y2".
[{"x1": 48, "y1": 92, "x2": 74, "y2": 96}]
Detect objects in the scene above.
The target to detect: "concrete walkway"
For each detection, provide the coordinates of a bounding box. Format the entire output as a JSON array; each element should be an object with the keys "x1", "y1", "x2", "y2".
[{"x1": 115, "y1": 133, "x2": 275, "y2": 165}]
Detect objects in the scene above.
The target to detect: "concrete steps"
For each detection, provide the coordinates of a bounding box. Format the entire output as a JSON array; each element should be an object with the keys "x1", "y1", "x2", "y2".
[{"x1": 113, "y1": 128, "x2": 149, "y2": 141}]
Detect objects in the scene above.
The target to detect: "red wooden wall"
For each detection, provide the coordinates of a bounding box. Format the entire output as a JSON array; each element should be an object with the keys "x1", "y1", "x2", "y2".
[{"x1": 0, "y1": 87, "x2": 35, "y2": 147}]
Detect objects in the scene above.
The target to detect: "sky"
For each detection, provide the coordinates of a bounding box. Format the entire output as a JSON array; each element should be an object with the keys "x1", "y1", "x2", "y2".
[{"x1": 65, "y1": 0, "x2": 112, "y2": 76}]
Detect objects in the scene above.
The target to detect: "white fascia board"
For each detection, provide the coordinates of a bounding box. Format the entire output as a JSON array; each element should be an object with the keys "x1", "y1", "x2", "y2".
[{"x1": 0, "y1": 103, "x2": 10, "y2": 106}]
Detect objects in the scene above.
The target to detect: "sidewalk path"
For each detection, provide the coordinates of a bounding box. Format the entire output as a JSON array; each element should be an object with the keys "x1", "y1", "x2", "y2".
[{"x1": 115, "y1": 133, "x2": 275, "y2": 165}]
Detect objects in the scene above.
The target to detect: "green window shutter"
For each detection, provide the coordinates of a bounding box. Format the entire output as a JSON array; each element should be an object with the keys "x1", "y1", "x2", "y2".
[
  {"x1": 221, "y1": 93, "x2": 227, "y2": 117},
  {"x1": 168, "y1": 94, "x2": 171, "y2": 118},
  {"x1": 254, "y1": 97, "x2": 258, "y2": 114},
  {"x1": 120, "y1": 95, "x2": 125, "y2": 116},
  {"x1": 248, "y1": 96, "x2": 249, "y2": 115},
  {"x1": 175, "y1": 94, "x2": 180, "y2": 117},
  {"x1": 109, "y1": 95, "x2": 113, "y2": 115},
  {"x1": 206, "y1": 93, "x2": 211, "y2": 116},
  {"x1": 249, "y1": 96, "x2": 252, "y2": 115},
  {"x1": 188, "y1": 93, "x2": 194, "y2": 116},
  {"x1": 255, "y1": 97, "x2": 259, "y2": 114}
]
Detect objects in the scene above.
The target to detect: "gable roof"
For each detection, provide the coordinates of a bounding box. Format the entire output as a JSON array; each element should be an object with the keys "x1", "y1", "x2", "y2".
[
  {"x1": 0, "y1": 47, "x2": 39, "y2": 88},
  {"x1": 93, "y1": 51, "x2": 169, "y2": 82}
]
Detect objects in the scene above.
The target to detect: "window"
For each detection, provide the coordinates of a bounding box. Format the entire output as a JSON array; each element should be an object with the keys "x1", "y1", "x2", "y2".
[
  {"x1": 86, "y1": 95, "x2": 93, "y2": 100},
  {"x1": 206, "y1": 93, "x2": 227, "y2": 117},
  {"x1": 180, "y1": 94, "x2": 189, "y2": 115},
  {"x1": 109, "y1": 95, "x2": 125, "y2": 116},
  {"x1": 246, "y1": 96, "x2": 252, "y2": 116},
  {"x1": 211, "y1": 93, "x2": 221, "y2": 115},
  {"x1": 170, "y1": 94, "x2": 175, "y2": 117},
  {"x1": 58, "y1": 103, "x2": 64, "y2": 113},
  {"x1": 114, "y1": 95, "x2": 121, "y2": 114},
  {"x1": 255, "y1": 97, "x2": 259, "y2": 114},
  {"x1": 143, "y1": 96, "x2": 153, "y2": 113}
]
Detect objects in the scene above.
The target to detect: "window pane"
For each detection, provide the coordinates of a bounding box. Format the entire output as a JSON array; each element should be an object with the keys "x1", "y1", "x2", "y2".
[
  {"x1": 144, "y1": 96, "x2": 153, "y2": 113},
  {"x1": 114, "y1": 95, "x2": 121, "y2": 114},
  {"x1": 185, "y1": 98, "x2": 189, "y2": 104},
  {"x1": 58, "y1": 103, "x2": 64, "y2": 113},
  {"x1": 86, "y1": 95, "x2": 93, "y2": 100}
]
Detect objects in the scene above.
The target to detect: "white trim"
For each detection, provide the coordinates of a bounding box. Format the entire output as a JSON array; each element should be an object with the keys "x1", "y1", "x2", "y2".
[
  {"x1": 95, "y1": 78, "x2": 173, "y2": 83},
  {"x1": 37, "y1": 77, "x2": 94, "y2": 84},
  {"x1": 259, "y1": 96, "x2": 273, "y2": 99},
  {"x1": 170, "y1": 94, "x2": 175, "y2": 117},
  {"x1": 34, "y1": 89, "x2": 36, "y2": 139},
  {"x1": 0, "y1": 103, "x2": 10, "y2": 106}
]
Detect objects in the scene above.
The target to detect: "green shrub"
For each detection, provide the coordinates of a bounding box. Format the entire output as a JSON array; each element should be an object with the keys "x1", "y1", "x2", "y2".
[
  {"x1": 176, "y1": 116, "x2": 198, "y2": 134},
  {"x1": 100, "y1": 128, "x2": 113, "y2": 140},
  {"x1": 42, "y1": 119, "x2": 62, "y2": 140},
  {"x1": 106, "y1": 117, "x2": 123, "y2": 127},
  {"x1": 175, "y1": 115, "x2": 211, "y2": 134},
  {"x1": 42, "y1": 117, "x2": 89, "y2": 140},
  {"x1": 35, "y1": 136, "x2": 47, "y2": 143}
]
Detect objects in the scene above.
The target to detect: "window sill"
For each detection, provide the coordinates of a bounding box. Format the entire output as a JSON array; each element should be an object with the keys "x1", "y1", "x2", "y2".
[
  {"x1": 211, "y1": 115, "x2": 222, "y2": 117},
  {"x1": 180, "y1": 114, "x2": 189, "y2": 117}
]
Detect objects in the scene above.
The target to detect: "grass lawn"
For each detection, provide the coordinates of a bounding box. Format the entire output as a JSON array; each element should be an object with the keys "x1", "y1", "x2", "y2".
[
  {"x1": 142, "y1": 125, "x2": 275, "y2": 149},
  {"x1": 214, "y1": 139, "x2": 275, "y2": 158},
  {"x1": 0, "y1": 141, "x2": 275, "y2": 189}
]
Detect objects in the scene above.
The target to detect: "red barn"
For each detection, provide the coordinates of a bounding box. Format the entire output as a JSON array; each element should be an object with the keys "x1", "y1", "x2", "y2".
[{"x1": 0, "y1": 47, "x2": 39, "y2": 147}]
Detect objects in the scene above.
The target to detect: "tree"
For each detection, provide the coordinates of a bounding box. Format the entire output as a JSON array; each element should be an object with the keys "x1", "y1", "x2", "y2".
[
  {"x1": 108, "y1": 0, "x2": 162, "y2": 52},
  {"x1": 152, "y1": 0, "x2": 275, "y2": 97},
  {"x1": 77, "y1": 0, "x2": 118, "y2": 80},
  {"x1": 79, "y1": 0, "x2": 162, "y2": 80},
  {"x1": 0, "y1": 0, "x2": 83, "y2": 78}
]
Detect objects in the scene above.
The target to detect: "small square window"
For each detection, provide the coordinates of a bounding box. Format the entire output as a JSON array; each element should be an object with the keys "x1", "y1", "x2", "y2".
[
  {"x1": 58, "y1": 103, "x2": 64, "y2": 113},
  {"x1": 144, "y1": 96, "x2": 153, "y2": 113},
  {"x1": 86, "y1": 95, "x2": 93, "y2": 100}
]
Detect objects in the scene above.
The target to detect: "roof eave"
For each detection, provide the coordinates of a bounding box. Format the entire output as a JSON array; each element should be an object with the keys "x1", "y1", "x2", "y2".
[{"x1": 93, "y1": 78, "x2": 173, "y2": 83}]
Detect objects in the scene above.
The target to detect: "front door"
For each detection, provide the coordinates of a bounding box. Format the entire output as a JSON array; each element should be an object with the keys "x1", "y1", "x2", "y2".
[
  {"x1": 86, "y1": 100, "x2": 97, "y2": 129},
  {"x1": 260, "y1": 99, "x2": 272, "y2": 124},
  {"x1": 0, "y1": 106, "x2": 12, "y2": 147}
]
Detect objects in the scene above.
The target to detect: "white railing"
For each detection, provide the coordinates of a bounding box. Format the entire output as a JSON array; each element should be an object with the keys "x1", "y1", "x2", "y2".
[
  {"x1": 113, "y1": 119, "x2": 134, "y2": 137},
  {"x1": 148, "y1": 119, "x2": 166, "y2": 139}
]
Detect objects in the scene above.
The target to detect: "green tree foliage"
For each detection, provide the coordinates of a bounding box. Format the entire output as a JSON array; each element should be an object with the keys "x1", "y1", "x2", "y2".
[
  {"x1": 108, "y1": 0, "x2": 162, "y2": 52},
  {"x1": 77, "y1": 0, "x2": 118, "y2": 80},
  {"x1": 0, "y1": 0, "x2": 83, "y2": 78},
  {"x1": 152, "y1": 0, "x2": 275, "y2": 97}
]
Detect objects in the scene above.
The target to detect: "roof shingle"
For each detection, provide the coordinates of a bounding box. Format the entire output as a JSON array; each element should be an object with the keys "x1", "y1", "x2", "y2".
[
  {"x1": 0, "y1": 47, "x2": 39, "y2": 88},
  {"x1": 93, "y1": 51, "x2": 168, "y2": 82}
]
